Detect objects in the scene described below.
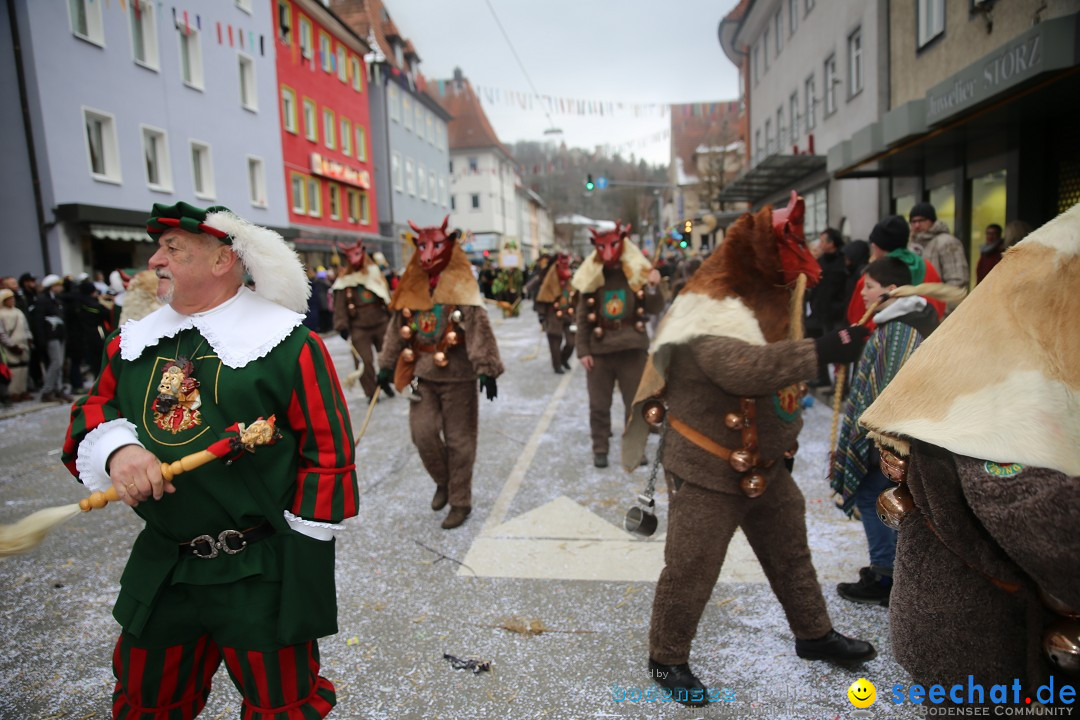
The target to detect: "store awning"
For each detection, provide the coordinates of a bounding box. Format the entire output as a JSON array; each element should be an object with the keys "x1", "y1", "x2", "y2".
[
  {"x1": 715, "y1": 154, "x2": 827, "y2": 203},
  {"x1": 89, "y1": 224, "x2": 150, "y2": 242}
]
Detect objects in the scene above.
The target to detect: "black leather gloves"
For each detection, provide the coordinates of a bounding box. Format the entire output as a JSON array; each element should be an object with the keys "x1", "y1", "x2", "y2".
[
  {"x1": 377, "y1": 367, "x2": 394, "y2": 396},
  {"x1": 814, "y1": 325, "x2": 870, "y2": 365},
  {"x1": 478, "y1": 374, "x2": 498, "y2": 401}
]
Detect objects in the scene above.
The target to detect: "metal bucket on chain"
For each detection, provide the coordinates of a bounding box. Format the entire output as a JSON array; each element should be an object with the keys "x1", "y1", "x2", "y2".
[{"x1": 624, "y1": 493, "x2": 658, "y2": 537}]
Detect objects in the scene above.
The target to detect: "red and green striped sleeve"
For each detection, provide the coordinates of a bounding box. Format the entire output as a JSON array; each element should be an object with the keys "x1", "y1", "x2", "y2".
[
  {"x1": 285, "y1": 331, "x2": 358, "y2": 524},
  {"x1": 62, "y1": 332, "x2": 125, "y2": 480}
]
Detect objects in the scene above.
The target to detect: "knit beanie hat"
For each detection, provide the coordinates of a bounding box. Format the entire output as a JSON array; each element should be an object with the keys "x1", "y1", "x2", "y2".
[
  {"x1": 869, "y1": 215, "x2": 910, "y2": 253},
  {"x1": 909, "y1": 202, "x2": 937, "y2": 222}
]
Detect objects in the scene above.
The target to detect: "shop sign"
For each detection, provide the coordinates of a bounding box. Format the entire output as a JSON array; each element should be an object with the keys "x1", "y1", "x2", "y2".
[
  {"x1": 310, "y1": 152, "x2": 371, "y2": 189},
  {"x1": 926, "y1": 14, "x2": 1078, "y2": 125}
]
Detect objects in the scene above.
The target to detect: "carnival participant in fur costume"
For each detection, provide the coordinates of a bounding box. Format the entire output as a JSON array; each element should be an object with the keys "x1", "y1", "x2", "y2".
[
  {"x1": 117, "y1": 269, "x2": 163, "y2": 327},
  {"x1": 332, "y1": 240, "x2": 393, "y2": 401},
  {"x1": 860, "y1": 203, "x2": 1080, "y2": 702},
  {"x1": 534, "y1": 253, "x2": 578, "y2": 374},
  {"x1": 623, "y1": 192, "x2": 874, "y2": 706},
  {"x1": 61, "y1": 201, "x2": 357, "y2": 718},
  {"x1": 573, "y1": 223, "x2": 664, "y2": 468},
  {"x1": 377, "y1": 216, "x2": 504, "y2": 530}
]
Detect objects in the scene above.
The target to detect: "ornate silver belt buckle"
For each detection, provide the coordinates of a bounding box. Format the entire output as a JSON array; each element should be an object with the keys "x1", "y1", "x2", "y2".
[
  {"x1": 217, "y1": 529, "x2": 247, "y2": 555},
  {"x1": 189, "y1": 534, "x2": 218, "y2": 559}
]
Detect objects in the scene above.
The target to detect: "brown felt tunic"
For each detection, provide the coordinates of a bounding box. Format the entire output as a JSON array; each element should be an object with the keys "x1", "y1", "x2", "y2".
[
  {"x1": 332, "y1": 285, "x2": 390, "y2": 399},
  {"x1": 890, "y1": 441, "x2": 1080, "y2": 701},
  {"x1": 649, "y1": 335, "x2": 834, "y2": 665},
  {"x1": 537, "y1": 286, "x2": 577, "y2": 372}
]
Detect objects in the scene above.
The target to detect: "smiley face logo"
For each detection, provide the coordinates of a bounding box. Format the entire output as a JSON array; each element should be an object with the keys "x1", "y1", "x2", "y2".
[{"x1": 847, "y1": 678, "x2": 876, "y2": 708}]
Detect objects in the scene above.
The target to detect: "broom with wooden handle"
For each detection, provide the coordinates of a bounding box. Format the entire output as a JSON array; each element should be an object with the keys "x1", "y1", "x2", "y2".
[
  {"x1": 0, "y1": 416, "x2": 281, "y2": 557},
  {"x1": 827, "y1": 282, "x2": 968, "y2": 502}
]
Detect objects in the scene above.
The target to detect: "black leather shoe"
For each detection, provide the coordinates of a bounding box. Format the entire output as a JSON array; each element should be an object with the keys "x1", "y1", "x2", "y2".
[
  {"x1": 593, "y1": 453, "x2": 608, "y2": 468},
  {"x1": 431, "y1": 486, "x2": 448, "y2": 511},
  {"x1": 795, "y1": 629, "x2": 876, "y2": 663},
  {"x1": 647, "y1": 659, "x2": 709, "y2": 707},
  {"x1": 553, "y1": 366, "x2": 565, "y2": 374}
]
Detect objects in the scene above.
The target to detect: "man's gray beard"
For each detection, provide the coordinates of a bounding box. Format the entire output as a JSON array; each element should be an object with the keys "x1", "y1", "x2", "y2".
[{"x1": 158, "y1": 287, "x2": 173, "y2": 305}]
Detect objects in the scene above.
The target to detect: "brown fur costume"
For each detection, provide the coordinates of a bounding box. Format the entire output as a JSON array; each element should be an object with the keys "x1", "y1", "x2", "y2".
[
  {"x1": 332, "y1": 257, "x2": 391, "y2": 399},
  {"x1": 378, "y1": 241, "x2": 502, "y2": 512},
  {"x1": 535, "y1": 263, "x2": 577, "y2": 371},
  {"x1": 625, "y1": 205, "x2": 841, "y2": 667},
  {"x1": 861, "y1": 204, "x2": 1080, "y2": 700}
]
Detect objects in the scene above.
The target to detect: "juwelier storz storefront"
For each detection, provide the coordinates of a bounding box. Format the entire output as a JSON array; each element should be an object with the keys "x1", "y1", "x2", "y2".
[{"x1": 829, "y1": 12, "x2": 1080, "y2": 287}]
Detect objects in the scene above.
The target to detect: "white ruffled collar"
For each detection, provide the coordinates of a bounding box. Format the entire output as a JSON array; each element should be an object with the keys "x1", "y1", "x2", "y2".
[{"x1": 120, "y1": 287, "x2": 305, "y2": 369}]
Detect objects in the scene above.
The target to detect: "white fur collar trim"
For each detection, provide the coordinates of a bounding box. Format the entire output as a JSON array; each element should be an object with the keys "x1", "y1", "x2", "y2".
[
  {"x1": 652, "y1": 292, "x2": 766, "y2": 352},
  {"x1": 330, "y1": 262, "x2": 391, "y2": 304},
  {"x1": 571, "y1": 240, "x2": 652, "y2": 294},
  {"x1": 873, "y1": 295, "x2": 926, "y2": 325},
  {"x1": 120, "y1": 287, "x2": 304, "y2": 369}
]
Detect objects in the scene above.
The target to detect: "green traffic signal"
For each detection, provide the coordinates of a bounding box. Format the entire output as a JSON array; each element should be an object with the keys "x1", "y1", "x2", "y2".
[{"x1": 585, "y1": 174, "x2": 595, "y2": 191}]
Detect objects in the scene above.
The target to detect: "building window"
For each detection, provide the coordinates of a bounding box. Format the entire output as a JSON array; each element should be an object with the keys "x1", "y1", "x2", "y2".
[
  {"x1": 752, "y1": 43, "x2": 759, "y2": 85},
  {"x1": 307, "y1": 177, "x2": 321, "y2": 217},
  {"x1": 298, "y1": 16, "x2": 312, "y2": 60},
  {"x1": 788, "y1": 0, "x2": 798, "y2": 34},
  {"x1": 190, "y1": 141, "x2": 214, "y2": 199},
  {"x1": 340, "y1": 119, "x2": 352, "y2": 156},
  {"x1": 328, "y1": 184, "x2": 341, "y2": 220},
  {"x1": 322, "y1": 108, "x2": 336, "y2": 149},
  {"x1": 439, "y1": 177, "x2": 447, "y2": 207},
  {"x1": 141, "y1": 126, "x2": 171, "y2": 191},
  {"x1": 359, "y1": 192, "x2": 370, "y2": 224},
  {"x1": 468, "y1": 156, "x2": 479, "y2": 173},
  {"x1": 277, "y1": 0, "x2": 292, "y2": 45},
  {"x1": 824, "y1": 54, "x2": 837, "y2": 116},
  {"x1": 806, "y1": 0, "x2": 814, "y2": 12},
  {"x1": 303, "y1": 98, "x2": 317, "y2": 142},
  {"x1": 764, "y1": 118, "x2": 772, "y2": 155},
  {"x1": 848, "y1": 27, "x2": 863, "y2": 98},
  {"x1": 415, "y1": 104, "x2": 423, "y2": 138},
  {"x1": 429, "y1": 172, "x2": 437, "y2": 203},
  {"x1": 804, "y1": 186, "x2": 828, "y2": 238},
  {"x1": 179, "y1": 27, "x2": 204, "y2": 89},
  {"x1": 470, "y1": 193, "x2": 480, "y2": 210},
  {"x1": 804, "y1": 74, "x2": 816, "y2": 131},
  {"x1": 388, "y1": 84, "x2": 399, "y2": 122},
  {"x1": 337, "y1": 46, "x2": 347, "y2": 82},
  {"x1": 291, "y1": 173, "x2": 306, "y2": 214},
  {"x1": 754, "y1": 128, "x2": 762, "y2": 162},
  {"x1": 417, "y1": 162, "x2": 427, "y2": 200},
  {"x1": 918, "y1": 0, "x2": 945, "y2": 49},
  {"x1": 319, "y1": 32, "x2": 332, "y2": 72},
  {"x1": 405, "y1": 158, "x2": 415, "y2": 195},
  {"x1": 426, "y1": 114, "x2": 434, "y2": 144},
  {"x1": 774, "y1": 9, "x2": 782, "y2": 55},
  {"x1": 130, "y1": 1, "x2": 159, "y2": 70},
  {"x1": 84, "y1": 108, "x2": 120, "y2": 183},
  {"x1": 350, "y1": 56, "x2": 362, "y2": 91},
  {"x1": 776, "y1": 107, "x2": 785, "y2": 150},
  {"x1": 355, "y1": 127, "x2": 367, "y2": 162},
  {"x1": 450, "y1": 195, "x2": 456, "y2": 211},
  {"x1": 392, "y1": 152, "x2": 402, "y2": 191},
  {"x1": 69, "y1": 0, "x2": 104, "y2": 46},
  {"x1": 238, "y1": 53, "x2": 257, "y2": 111},
  {"x1": 236, "y1": 0, "x2": 253, "y2": 13},
  {"x1": 402, "y1": 95, "x2": 412, "y2": 131},
  {"x1": 281, "y1": 87, "x2": 297, "y2": 133},
  {"x1": 345, "y1": 188, "x2": 358, "y2": 222},
  {"x1": 248, "y1": 156, "x2": 266, "y2": 207},
  {"x1": 790, "y1": 91, "x2": 800, "y2": 142},
  {"x1": 763, "y1": 28, "x2": 770, "y2": 71}
]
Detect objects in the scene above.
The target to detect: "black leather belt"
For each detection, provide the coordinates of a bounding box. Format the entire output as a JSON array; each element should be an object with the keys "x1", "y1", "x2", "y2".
[{"x1": 181, "y1": 522, "x2": 274, "y2": 559}]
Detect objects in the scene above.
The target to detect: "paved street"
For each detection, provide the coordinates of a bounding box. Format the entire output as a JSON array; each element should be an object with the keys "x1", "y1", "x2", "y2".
[{"x1": 0, "y1": 307, "x2": 923, "y2": 719}]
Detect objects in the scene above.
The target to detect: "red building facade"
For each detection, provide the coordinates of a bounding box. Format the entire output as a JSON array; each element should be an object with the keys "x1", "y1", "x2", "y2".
[{"x1": 273, "y1": 0, "x2": 377, "y2": 260}]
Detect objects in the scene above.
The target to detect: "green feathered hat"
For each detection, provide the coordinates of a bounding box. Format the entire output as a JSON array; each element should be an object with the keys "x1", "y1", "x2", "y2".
[{"x1": 146, "y1": 201, "x2": 310, "y2": 313}]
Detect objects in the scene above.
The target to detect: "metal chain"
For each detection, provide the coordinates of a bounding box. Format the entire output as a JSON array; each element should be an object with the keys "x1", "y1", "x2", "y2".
[{"x1": 642, "y1": 418, "x2": 667, "y2": 500}]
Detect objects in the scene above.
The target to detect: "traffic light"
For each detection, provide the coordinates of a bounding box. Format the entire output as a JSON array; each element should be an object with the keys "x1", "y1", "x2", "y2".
[
  {"x1": 585, "y1": 174, "x2": 595, "y2": 191},
  {"x1": 683, "y1": 220, "x2": 693, "y2": 234}
]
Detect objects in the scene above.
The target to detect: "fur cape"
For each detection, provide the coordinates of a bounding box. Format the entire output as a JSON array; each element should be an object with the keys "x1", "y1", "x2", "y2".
[
  {"x1": 203, "y1": 209, "x2": 311, "y2": 314},
  {"x1": 570, "y1": 239, "x2": 652, "y2": 294},
  {"x1": 621, "y1": 206, "x2": 803, "y2": 471},
  {"x1": 389, "y1": 243, "x2": 482, "y2": 311},
  {"x1": 118, "y1": 269, "x2": 163, "y2": 326},
  {"x1": 535, "y1": 264, "x2": 569, "y2": 303},
  {"x1": 331, "y1": 257, "x2": 391, "y2": 305},
  {"x1": 861, "y1": 203, "x2": 1080, "y2": 476}
]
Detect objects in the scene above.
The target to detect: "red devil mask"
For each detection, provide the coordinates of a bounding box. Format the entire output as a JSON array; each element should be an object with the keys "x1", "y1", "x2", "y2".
[
  {"x1": 590, "y1": 223, "x2": 629, "y2": 268},
  {"x1": 338, "y1": 241, "x2": 367, "y2": 272},
  {"x1": 555, "y1": 253, "x2": 572, "y2": 283},
  {"x1": 409, "y1": 215, "x2": 459, "y2": 278},
  {"x1": 772, "y1": 191, "x2": 821, "y2": 288}
]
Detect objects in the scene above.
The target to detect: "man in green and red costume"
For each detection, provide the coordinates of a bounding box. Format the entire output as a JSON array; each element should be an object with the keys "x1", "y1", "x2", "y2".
[
  {"x1": 62, "y1": 201, "x2": 358, "y2": 719},
  {"x1": 377, "y1": 216, "x2": 503, "y2": 530}
]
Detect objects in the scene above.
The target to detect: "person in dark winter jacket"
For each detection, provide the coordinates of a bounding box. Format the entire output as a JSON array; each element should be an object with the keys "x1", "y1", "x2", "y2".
[
  {"x1": 841, "y1": 239, "x2": 870, "y2": 308},
  {"x1": 31, "y1": 274, "x2": 72, "y2": 402},
  {"x1": 805, "y1": 228, "x2": 847, "y2": 387}
]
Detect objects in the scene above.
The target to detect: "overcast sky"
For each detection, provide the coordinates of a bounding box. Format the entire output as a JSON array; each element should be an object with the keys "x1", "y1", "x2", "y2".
[{"x1": 384, "y1": 0, "x2": 743, "y2": 166}]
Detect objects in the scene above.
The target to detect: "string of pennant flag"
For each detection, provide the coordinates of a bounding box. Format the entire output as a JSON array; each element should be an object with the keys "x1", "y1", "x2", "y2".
[{"x1": 464, "y1": 83, "x2": 670, "y2": 119}]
